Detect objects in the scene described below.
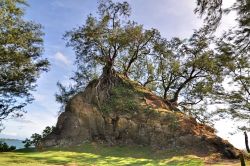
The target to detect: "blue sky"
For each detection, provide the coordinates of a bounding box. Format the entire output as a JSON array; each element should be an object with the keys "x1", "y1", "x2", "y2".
[{"x1": 1, "y1": 0, "x2": 244, "y2": 149}]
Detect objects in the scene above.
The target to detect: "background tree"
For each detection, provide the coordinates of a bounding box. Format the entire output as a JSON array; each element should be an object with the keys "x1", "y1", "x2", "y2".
[
  {"x1": 22, "y1": 126, "x2": 55, "y2": 148},
  {"x1": 195, "y1": 0, "x2": 250, "y2": 152},
  {"x1": 131, "y1": 55, "x2": 158, "y2": 89},
  {"x1": 216, "y1": 39, "x2": 250, "y2": 130},
  {"x1": 0, "y1": 141, "x2": 16, "y2": 152},
  {"x1": 195, "y1": 0, "x2": 250, "y2": 122},
  {"x1": 195, "y1": 0, "x2": 249, "y2": 45},
  {"x1": 22, "y1": 138, "x2": 31, "y2": 148},
  {"x1": 55, "y1": 64, "x2": 99, "y2": 111},
  {"x1": 151, "y1": 28, "x2": 225, "y2": 121},
  {"x1": 0, "y1": 0, "x2": 49, "y2": 121},
  {"x1": 42, "y1": 126, "x2": 55, "y2": 138}
]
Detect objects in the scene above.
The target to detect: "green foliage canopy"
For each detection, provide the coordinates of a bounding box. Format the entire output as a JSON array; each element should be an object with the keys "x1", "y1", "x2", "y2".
[
  {"x1": 64, "y1": 0, "x2": 158, "y2": 78},
  {"x1": 56, "y1": 0, "x2": 159, "y2": 107},
  {"x1": 0, "y1": 0, "x2": 49, "y2": 120},
  {"x1": 195, "y1": 0, "x2": 250, "y2": 130},
  {"x1": 22, "y1": 126, "x2": 55, "y2": 148}
]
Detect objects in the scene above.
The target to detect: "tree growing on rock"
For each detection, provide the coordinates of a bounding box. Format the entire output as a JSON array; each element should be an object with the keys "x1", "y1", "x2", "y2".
[
  {"x1": 65, "y1": 0, "x2": 158, "y2": 79},
  {"x1": 45, "y1": 1, "x2": 241, "y2": 159},
  {"x1": 57, "y1": 0, "x2": 248, "y2": 131},
  {"x1": 61, "y1": 0, "x2": 159, "y2": 106},
  {"x1": 136, "y1": 27, "x2": 229, "y2": 124},
  {"x1": 58, "y1": 1, "x2": 225, "y2": 116}
]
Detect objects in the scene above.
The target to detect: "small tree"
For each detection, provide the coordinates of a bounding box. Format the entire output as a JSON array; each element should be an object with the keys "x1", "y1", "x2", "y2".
[
  {"x1": 0, "y1": 141, "x2": 16, "y2": 152},
  {"x1": 42, "y1": 126, "x2": 55, "y2": 138},
  {"x1": 22, "y1": 138, "x2": 32, "y2": 148},
  {"x1": 23, "y1": 126, "x2": 55, "y2": 148}
]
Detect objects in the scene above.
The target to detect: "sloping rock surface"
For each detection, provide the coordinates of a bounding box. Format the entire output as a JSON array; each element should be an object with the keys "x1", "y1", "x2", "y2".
[{"x1": 41, "y1": 77, "x2": 240, "y2": 159}]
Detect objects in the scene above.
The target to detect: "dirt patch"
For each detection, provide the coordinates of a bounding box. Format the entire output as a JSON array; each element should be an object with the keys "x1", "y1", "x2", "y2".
[{"x1": 205, "y1": 159, "x2": 240, "y2": 166}]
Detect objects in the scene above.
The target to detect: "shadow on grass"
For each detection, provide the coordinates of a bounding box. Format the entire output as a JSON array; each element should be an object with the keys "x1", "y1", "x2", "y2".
[{"x1": 1, "y1": 143, "x2": 204, "y2": 166}]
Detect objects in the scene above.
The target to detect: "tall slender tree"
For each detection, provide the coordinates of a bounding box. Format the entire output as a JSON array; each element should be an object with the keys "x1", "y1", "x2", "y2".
[{"x1": 195, "y1": 0, "x2": 250, "y2": 153}]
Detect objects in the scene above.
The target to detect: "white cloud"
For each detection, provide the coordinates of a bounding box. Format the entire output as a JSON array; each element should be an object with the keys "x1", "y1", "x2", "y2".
[
  {"x1": 33, "y1": 93, "x2": 46, "y2": 103},
  {"x1": 222, "y1": 0, "x2": 235, "y2": 8},
  {"x1": 128, "y1": 0, "x2": 202, "y2": 38},
  {"x1": 1, "y1": 132, "x2": 17, "y2": 137},
  {"x1": 14, "y1": 119, "x2": 34, "y2": 124},
  {"x1": 215, "y1": 119, "x2": 246, "y2": 150},
  {"x1": 54, "y1": 52, "x2": 71, "y2": 66}
]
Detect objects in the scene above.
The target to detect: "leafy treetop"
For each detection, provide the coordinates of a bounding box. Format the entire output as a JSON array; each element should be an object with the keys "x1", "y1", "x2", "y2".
[{"x1": 0, "y1": 0, "x2": 49, "y2": 121}]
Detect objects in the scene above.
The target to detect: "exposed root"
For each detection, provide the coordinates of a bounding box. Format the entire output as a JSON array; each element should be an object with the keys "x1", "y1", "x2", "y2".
[
  {"x1": 94, "y1": 71, "x2": 117, "y2": 107},
  {"x1": 95, "y1": 78, "x2": 102, "y2": 108},
  {"x1": 165, "y1": 99, "x2": 181, "y2": 112}
]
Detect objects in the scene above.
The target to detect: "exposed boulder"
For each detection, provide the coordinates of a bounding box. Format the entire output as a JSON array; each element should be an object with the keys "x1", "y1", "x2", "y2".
[{"x1": 41, "y1": 76, "x2": 240, "y2": 159}]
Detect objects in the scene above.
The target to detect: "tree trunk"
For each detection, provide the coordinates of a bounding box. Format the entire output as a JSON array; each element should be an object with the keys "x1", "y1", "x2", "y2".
[
  {"x1": 240, "y1": 153, "x2": 246, "y2": 166},
  {"x1": 123, "y1": 71, "x2": 128, "y2": 78},
  {"x1": 94, "y1": 61, "x2": 116, "y2": 107},
  {"x1": 244, "y1": 131, "x2": 250, "y2": 153},
  {"x1": 169, "y1": 77, "x2": 192, "y2": 104},
  {"x1": 163, "y1": 90, "x2": 167, "y2": 100},
  {"x1": 102, "y1": 61, "x2": 114, "y2": 78},
  {"x1": 169, "y1": 84, "x2": 183, "y2": 104}
]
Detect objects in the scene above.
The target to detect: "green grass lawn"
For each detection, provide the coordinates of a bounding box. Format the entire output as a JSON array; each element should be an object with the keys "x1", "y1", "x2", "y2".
[{"x1": 0, "y1": 143, "x2": 247, "y2": 166}]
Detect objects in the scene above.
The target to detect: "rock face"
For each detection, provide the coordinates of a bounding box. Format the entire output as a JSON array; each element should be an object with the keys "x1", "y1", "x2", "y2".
[{"x1": 41, "y1": 77, "x2": 240, "y2": 159}]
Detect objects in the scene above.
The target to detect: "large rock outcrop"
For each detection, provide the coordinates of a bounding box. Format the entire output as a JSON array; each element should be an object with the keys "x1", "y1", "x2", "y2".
[{"x1": 41, "y1": 76, "x2": 240, "y2": 159}]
